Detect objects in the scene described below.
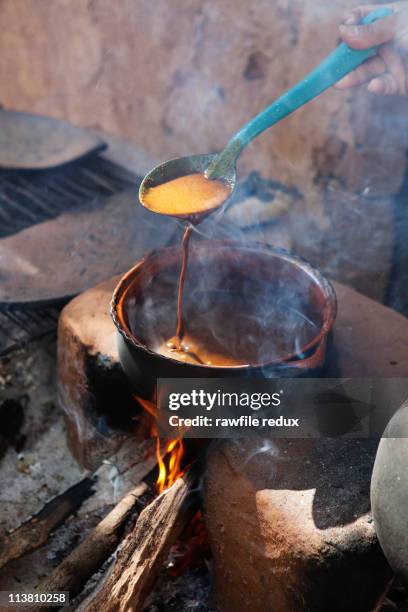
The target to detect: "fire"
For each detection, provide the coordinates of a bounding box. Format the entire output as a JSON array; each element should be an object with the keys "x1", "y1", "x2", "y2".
[
  {"x1": 134, "y1": 396, "x2": 209, "y2": 574},
  {"x1": 135, "y1": 395, "x2": 184, "y2": 494},
  {"x1": 156, "y1": 437, "x2": 184, "y2": 493}
]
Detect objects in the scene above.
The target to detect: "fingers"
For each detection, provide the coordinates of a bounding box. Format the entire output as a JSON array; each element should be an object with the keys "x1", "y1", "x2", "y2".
[
  {"x1": 380, "y1": 43, "x2": 407, "y2": 92},
  {"x1": 336, "y1": 4, "x2": 408, "y2": 96},
  {"x1": 377, "y1": 43, "x2": 407, "y2": 94},
  {"x1": 339, "y1": 11, "x2": 400, "y2": 49},
  {"x1": 334, "y1": 55, "x2": 386, "y2": 89},
  {"x1": 368, "y1": 73, "x2": 399, "y2": 94},
  {"x1": 342, "y1": 4, "x2": 399, "y2": 26},
  {"x1": 336, "y1": 44, "x2": 407, "y2": 95}
]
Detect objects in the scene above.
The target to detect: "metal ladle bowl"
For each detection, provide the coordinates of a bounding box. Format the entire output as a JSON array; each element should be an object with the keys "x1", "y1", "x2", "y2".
[
  {"x1": 139, "y1": 153, "x2": 236, "y2": 223},
  {"x1": 139, "y1": 7, "x2": 392, "y2": 220}
]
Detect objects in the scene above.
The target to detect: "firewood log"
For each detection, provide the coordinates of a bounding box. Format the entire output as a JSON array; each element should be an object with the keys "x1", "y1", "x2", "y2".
[
  {"x1": 84, "y1": 466, "x2": 200, "y2": 612},
  {"x1": 19, "y1": 482, "x2": 148, "y2": 612},
  {"x1": 0, "y1": 477, "x2": 95, "y2": 570}
]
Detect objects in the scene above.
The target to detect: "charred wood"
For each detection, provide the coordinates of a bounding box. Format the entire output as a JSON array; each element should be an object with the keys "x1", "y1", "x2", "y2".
[{"x1": 0, "y1": 476, "x2": 95, "y2": 571}]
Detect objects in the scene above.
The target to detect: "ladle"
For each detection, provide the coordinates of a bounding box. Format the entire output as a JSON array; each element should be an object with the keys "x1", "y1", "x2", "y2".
[{"x1": 139, "y1": 7, "x2": 392, "y2": 220}]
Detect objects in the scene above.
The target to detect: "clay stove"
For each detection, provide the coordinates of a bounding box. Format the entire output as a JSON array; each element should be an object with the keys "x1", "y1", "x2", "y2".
[
  {"x1": 54, "y1": 258, "x2": 408, "y2": 611},
  {"x1": 2, "y1": 112, "x2": 408, "y2": 612}
]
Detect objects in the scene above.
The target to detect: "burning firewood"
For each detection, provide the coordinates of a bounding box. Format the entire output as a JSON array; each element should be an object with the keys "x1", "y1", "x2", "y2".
[
  {"x1": 84, "y1": 464, "x2": 200, "y2": 612},
  {"x1": 0, "y1": 476, "x2": 95, "y2": 570}
]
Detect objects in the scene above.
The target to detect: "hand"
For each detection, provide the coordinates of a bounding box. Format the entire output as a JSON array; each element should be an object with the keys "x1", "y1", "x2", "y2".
[{"x1": 335, "y1": 3, "x2": 408, "y2": 96}]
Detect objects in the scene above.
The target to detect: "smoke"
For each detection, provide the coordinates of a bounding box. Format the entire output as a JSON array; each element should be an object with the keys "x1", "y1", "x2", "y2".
[
  {"x1": 157, "y1": 0, "x2": 408, "y2": 308},
  {"x1": 236, "y1": 438, "x2": 282, "y2": 468},
  {"x1": 125, "y1": 222, "x2": 326, "y2": 370},
  {"x1": 121, "y1": 0, "x2": 408, "y2": 368}
]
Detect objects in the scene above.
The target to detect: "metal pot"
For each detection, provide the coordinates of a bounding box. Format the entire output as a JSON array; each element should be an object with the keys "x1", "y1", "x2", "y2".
[{"x1": 111, "y1": 241, "x2": 337, "y2": 398}]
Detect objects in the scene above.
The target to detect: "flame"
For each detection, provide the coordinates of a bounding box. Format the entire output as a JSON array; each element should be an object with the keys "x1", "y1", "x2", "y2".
[
  {"x1": 135, "y1": 395, "x2": 184, "y2": 494},
  {"x1": 134, "y1": 395, "x2": 208, "y2": 574}
]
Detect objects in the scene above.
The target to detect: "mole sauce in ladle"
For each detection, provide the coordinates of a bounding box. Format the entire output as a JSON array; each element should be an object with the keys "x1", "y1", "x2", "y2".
[{"x1": 141, "y1": 172, "x2": 231, "y2": 219}]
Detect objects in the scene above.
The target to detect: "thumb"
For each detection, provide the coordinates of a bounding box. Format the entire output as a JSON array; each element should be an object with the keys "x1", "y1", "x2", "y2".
[{"x1": 339, "y1": 12, "x2": 399, "y2": 49}]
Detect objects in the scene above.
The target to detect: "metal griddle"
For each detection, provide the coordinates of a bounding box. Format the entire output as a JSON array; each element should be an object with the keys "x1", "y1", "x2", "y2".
[
  {"x1": 0, "y1": 110, "x2": 105, "y2": 170},
  {"x1": 0, "y1": 110, "x2": 178, "y2": 355},
  {"x1": 0, "y1": 186, "x2": 178, "y2": 306}
]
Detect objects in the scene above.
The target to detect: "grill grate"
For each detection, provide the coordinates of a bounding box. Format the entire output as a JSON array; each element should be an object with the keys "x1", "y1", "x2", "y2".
[
  {"x1": 0, "y1": 154, "x2": 138, "y2": 356},
  {"x1": 0, "y1": 155, "x2": 137, "y2": 239},
  {"x1": 0, "y1": 306, "x2": 60, "y2": 356}
]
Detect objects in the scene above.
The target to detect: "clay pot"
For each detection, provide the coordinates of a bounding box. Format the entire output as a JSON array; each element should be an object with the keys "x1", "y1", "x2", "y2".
[{"x1": 371, "y1": 400, "x2": 408, "y2": 583}]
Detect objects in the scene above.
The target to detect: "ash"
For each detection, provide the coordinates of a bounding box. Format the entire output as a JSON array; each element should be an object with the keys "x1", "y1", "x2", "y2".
[{"x1": 145, "y1": 565, "x2": 216, "y2": 612}]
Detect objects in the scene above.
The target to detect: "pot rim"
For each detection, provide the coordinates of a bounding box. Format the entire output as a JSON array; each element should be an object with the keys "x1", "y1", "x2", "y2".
[{"x1": 111, "y1": 240, "x2": 337, "y2": 371}]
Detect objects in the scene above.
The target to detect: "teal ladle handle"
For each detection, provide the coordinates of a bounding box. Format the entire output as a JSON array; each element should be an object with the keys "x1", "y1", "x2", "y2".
[{"x1": 207, "y1": 7, "x2": 393, "y2": 178}]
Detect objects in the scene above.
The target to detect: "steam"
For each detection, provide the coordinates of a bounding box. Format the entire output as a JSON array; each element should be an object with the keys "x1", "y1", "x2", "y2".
[
  {"x1": 236, "y1": 439, "x2": 282, "y2": 468},
  {"x1": 125, "y1": 0, "x2": 408, "y2": 360},
  {"x1": 158, "y1": 0, "x2": 406, "y2": 309},
  {"x1": 126, "y1": 205, "x2": 324, "y2": 369}
]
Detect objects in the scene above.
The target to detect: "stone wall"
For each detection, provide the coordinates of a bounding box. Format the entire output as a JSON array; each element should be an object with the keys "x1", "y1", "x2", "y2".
[{"x1": 1, "y1": 0, "x2": 407, "y2": 300}]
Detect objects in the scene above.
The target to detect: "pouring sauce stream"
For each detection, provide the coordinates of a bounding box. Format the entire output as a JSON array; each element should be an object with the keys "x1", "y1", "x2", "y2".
[{"x1": 142, "y1": 172, "x2": 234, "y2": 365}]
